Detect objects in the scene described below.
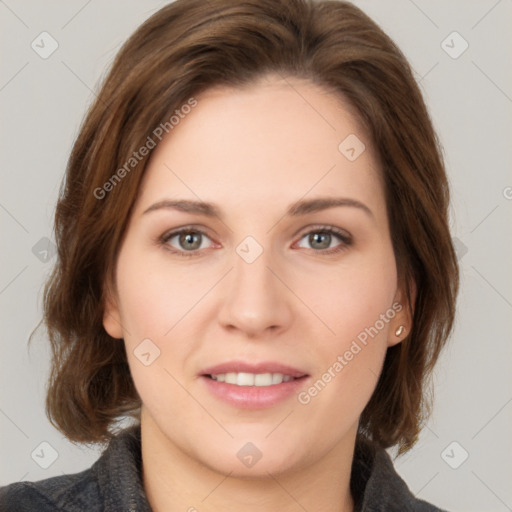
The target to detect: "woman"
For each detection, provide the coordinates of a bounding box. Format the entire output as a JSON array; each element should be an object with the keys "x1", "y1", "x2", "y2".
[{"x1": 0, "y1": 0, "x2": 458, "y2": 510}]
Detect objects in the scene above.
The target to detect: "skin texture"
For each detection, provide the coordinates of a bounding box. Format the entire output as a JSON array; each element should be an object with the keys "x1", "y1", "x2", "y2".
[{"x1": 103, "y1": 74, "x2": 412, "y2": 512}]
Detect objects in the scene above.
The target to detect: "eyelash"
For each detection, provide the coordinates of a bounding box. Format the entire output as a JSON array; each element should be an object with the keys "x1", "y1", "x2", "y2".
[{"x1": 159, "y1": 225, "x2": 352, "y2": 258}]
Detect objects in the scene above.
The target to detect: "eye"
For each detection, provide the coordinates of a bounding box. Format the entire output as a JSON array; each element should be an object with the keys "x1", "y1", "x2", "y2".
[
  {"x1": 161, "y1": 228, "x2": 214, "y2": 257},
  {"x1": 295, "y1": 226, "x2": 352, "y2": 254},
  {"x1": 159, "y1": 225, "x2": 352, "y2": 258}
]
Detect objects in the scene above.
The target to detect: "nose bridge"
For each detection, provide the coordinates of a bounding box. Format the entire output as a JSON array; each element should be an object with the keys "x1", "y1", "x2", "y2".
[
  {"x1": 234, "y1": 237, "x2": 273, "y2": 293},
  {"x1": 218, "y1": 234, "x2": 291, "y2": 334}
]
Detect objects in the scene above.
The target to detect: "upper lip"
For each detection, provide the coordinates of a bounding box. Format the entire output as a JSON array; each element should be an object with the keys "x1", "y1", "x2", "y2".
[{"x1": 201, "y1": 361, "x2": 308, "y2": 379}]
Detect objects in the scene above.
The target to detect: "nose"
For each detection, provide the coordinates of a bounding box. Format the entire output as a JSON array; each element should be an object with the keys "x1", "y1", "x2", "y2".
[{"x1": 217, "y1": 243, "x2": 293, "y2": 338}]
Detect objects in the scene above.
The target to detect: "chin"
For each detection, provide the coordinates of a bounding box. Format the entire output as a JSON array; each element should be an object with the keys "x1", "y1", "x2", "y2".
[
  {"x1": 192, "y1": 435, "x2": 308, "y2": 478},
  {"x1": 205, "y1": 453, "x2": 301, "y2": 479}
]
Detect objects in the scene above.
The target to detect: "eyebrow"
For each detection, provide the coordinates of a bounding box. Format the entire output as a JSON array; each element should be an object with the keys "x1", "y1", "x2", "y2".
[{"x1": 142, "y1": 196, "x2": 374, "y2": 220}]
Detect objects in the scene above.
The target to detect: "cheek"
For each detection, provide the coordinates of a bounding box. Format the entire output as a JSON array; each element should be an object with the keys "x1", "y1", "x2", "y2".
[
  {"x1": 115, "y1": 250, "x2": 194, "y2": 419},
  {"x1": 114, "y1": 246, "x2": 196, "y2": 338},
  {"x1": 114, "y1": 246, "x2": 209, "y2": 390},
  {"x1": 297, "y1": 245, "x2": 397, "y2": 398},
  {"x1": 298, "y1": 244, "x2": 397, "y2": 342}
]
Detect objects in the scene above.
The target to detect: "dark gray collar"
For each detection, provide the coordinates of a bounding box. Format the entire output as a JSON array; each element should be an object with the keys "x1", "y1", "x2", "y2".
[{"x1": 93, "y1": 426, "x2": 152, "y2": 511}]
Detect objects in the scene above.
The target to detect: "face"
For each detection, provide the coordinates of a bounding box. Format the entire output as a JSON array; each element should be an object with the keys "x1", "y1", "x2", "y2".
[{"x1": 104, "y1": 74, "x2": 410, "y2": 477}]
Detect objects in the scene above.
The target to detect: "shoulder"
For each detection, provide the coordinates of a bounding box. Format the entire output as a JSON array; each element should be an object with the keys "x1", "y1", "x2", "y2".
[
  {"x1": 0, "y1": 468, "x2": 101, "y2": 512},
  {"x1": 0, "y1": 425, "x2": 149, "y2": 512},
  {"x1": 369, "y1": 449, "x2": 448, "y2": 511},
  {"x1": 352, "y1": 439, "x2": 449, "y2": 512}
]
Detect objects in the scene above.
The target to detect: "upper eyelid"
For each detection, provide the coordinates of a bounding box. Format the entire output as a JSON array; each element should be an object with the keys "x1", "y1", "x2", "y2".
[
  {"x1": 161, "y1": 225, "x2": 213, "y2": 241},
  {"x1": 305, "y1": 224, "x2": 351, "y2": 236}
]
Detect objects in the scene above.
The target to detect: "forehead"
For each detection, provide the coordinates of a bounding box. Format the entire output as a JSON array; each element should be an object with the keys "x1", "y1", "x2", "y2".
[{"x1": 134, "y1": 76, "x2": 385, "y2": 221}]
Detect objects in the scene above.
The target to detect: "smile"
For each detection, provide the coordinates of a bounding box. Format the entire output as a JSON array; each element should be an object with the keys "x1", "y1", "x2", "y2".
[{"x1": 208, "y1": 372, "x2": 299, "y2": 386}]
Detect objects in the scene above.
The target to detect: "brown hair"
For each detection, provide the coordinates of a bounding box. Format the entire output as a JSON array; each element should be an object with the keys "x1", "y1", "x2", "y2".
[{"x1": 40, "y1": 0, "x2": 459, "y2": 454}]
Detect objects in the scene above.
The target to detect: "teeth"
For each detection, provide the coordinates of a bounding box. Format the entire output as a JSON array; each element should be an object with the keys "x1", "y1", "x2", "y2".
[{"x1": 210, "y1": 372, "x2": 295, "y2": 386}]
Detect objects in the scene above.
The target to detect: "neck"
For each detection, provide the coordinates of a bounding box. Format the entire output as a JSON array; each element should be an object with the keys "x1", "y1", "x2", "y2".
[{"x1": 140, "y1": 409, "x2": 356, "y2": 512}]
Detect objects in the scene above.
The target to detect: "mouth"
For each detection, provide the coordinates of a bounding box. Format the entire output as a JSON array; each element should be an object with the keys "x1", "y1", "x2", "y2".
[
  {"x1": 199, "y1": 364, "x2": 311, "y2": 409},
  {"x1": 199, "y1": 360, "x2": 309, "y2": 398}
]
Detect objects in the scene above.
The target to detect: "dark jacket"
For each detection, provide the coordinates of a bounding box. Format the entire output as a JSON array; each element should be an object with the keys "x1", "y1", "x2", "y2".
[{"x1": 0, "y1": 425, "x2": 447, "y2": 511}]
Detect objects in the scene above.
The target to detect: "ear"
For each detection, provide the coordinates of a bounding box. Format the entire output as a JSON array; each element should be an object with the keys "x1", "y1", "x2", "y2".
[
  {"x1": 102, "y1": 281, "x2": 124, "y2": 339},
  {"x1": 387, "y1": 278, "x2": 416, "y2": 348}
]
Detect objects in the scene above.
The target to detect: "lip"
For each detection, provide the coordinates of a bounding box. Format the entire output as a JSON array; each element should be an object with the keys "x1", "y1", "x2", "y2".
[
  {"x1": 200, "y1": 361, "x2": 308, "y2": 379},
  {"x1": 199, "y1": 360, "x2": 310, "y2": 409}
]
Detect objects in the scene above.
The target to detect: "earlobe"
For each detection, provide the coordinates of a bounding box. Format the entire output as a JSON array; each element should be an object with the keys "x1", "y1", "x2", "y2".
[
  {"x1": 388, "y1": 279, "x2": 416, "y2": 347},
  {"x1": 388, "y1": 323, "x2": 406, "y2": 347}
]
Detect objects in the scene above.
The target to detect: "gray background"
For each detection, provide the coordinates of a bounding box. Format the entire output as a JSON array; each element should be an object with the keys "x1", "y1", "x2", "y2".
[{"x1": 1, "y1": 1, "x2": 511, "y2": 511}]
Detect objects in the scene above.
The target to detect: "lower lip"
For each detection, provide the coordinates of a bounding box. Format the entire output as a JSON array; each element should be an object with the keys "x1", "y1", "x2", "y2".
[{"x1": 200, "y1": 375, "x2": 310, "y2": 409}]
